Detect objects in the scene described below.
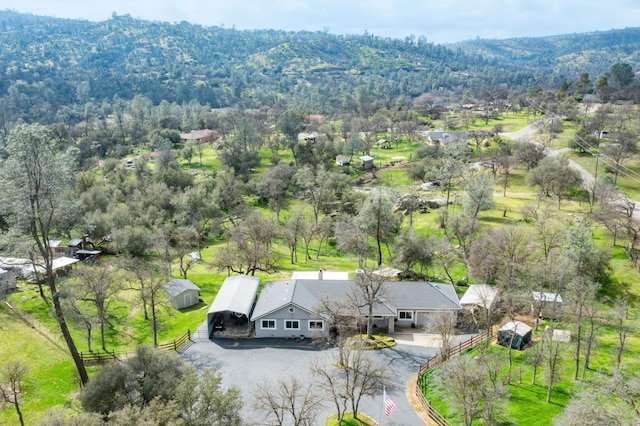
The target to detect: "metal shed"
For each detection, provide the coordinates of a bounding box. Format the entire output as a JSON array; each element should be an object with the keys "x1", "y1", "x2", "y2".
[{"x1": 207, "y1": 275, "x2": 260, "y2": 337}]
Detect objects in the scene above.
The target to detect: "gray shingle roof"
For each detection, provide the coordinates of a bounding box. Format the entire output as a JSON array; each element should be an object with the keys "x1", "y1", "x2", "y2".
[
  {"x1": 251, "y1": 279, "x2": 461, "y2": 321},
  {"x1": 164, "y1": 279, "x2": 201, "y2": 297}
]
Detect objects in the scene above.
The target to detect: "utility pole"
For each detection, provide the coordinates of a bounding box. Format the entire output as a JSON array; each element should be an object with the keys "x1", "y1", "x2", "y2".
[{"x1": 590, "y1": 153, "x2": 602, "y2": 213}]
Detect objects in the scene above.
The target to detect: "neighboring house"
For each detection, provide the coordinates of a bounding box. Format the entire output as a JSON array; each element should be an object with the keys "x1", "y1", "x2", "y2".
[
  {"x1": 497, "y1": 321, "x2": 532, "y2": 350},
  {"x1": 7, "y1": 256, "x2": 79, "y2": 281},
  {"x1": 164, "y1": 279, "x2": 201, "y2": 310},
  {"x1": 531, "y1": 292, "x2": 563, "y2": 320},
  {"x1": 250, "y1": 278, "x2": 462, "y2": 339},
  {"x1": 427, "y1": 131, "x2": 467, "y2": 145},
  {"x1": 179, "y1": 129, "x2": 217, "y2": 144},
  {"x1": 207, "y1": 275, "x2": 260, "y2": 338},
  {"x1": 308, "y1": 114, "x2": 326, "y2": 125}
]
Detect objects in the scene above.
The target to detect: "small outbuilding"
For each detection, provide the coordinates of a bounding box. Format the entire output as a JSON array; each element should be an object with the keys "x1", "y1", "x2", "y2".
[
  {"x1": 335, "y1": 155, "x2": 351, "y2": 166},
  {"x1": 531, "y1": 292, "x2": 563, "y2": 320},
  {"x1": 459, "y1": 284, "x2": 499, "y2": 329},
  {"x1": 164, "y1": 279, "x2": 201, "y2": 310},
  {"x1": 460, "y1": 284, "x2": 499, "y2": 310},
  {"x1": 498, "y1": 321, "x2": 532, "y2": 350},
  {"x1": 359, "y1": 155, "x2": 375, "y2": 170},
  {"x1": 207, "y1": 275, "x2": 260, "y2": 337}
]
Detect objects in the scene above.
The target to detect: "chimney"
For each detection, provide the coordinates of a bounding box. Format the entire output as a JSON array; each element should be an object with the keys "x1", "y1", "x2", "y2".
[
  {"x1": 355, "y1": 269, "x2": 365, "y2": 285},
  {"x1": 318, "y1": 269, "x2": 323, "y2": 281}
]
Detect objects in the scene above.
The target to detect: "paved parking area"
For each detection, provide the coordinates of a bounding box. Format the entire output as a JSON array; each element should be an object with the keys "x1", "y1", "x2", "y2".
[{"x1": 182, "y1": 329, "x2": 444, "y2": 425}]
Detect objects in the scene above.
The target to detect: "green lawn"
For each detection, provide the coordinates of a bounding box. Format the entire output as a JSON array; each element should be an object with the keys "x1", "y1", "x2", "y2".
[
  {"x1": 420, "y1": 315, "x2": 640, "y2": 425},
  {"x1": 0, "y1": 304, "x2": 82, "y2": 425}
]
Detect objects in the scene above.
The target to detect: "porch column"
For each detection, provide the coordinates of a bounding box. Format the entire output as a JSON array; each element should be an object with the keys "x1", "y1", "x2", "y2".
[{"x1": 388, "y1": 316, "x2": 395, "y2": 333}]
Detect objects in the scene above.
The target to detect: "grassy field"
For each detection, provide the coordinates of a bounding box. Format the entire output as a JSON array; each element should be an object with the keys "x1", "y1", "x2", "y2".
[
  {"x1": 3, "y1": 109, "x2": 640, "y2": 423},
  {"x1": 0, "y1": 303, "x2": 83, "y2": 425},
  {"x1": 420, "y1": 318, "x2": 640, "y2": 426}
]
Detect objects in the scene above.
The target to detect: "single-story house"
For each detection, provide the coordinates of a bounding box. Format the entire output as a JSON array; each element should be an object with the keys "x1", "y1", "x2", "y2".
[
  {"x1": 250, "y1": 278, "x2": 462, "y2": 339},
  {"x1": 298, "y1": 132, "x2": 317, "y2": 143},
  {"x1": 0, "y1": 268, "x2": 16, "y2": 294},
  {"x1": 531, "y1": 292, "x2": 563, "y2": 320},
  {"x1": 207, "y1": 275, "x2": 260, "y2": 338},
  {"x1": 498, "y1": 321, "x2": 532, "y2": 350},
  {"x1": 179, "y1": 129, "x2": 217, "y2": 144},
  {"x1": 427, "y1": 131, "x2": 467, "y2": 145},
  {"x1": 17, "y1": 257, "x2": 79, "y2": 281},
  {"x1": 308, "y1": 114, "x2": 326, "y2": 125},
  {"x1": 164, "y1": 279, "x2": 201, "y2": 310}
]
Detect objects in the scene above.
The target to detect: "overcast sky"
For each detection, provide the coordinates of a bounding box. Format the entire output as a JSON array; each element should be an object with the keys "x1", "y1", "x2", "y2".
[{"x1": 2, "y1": 0, "x2": 639, "y2": 44}]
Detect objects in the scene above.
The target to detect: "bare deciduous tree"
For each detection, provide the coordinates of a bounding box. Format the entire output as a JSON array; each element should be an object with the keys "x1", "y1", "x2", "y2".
[
  {"x1": 72, "y1": 261, "x2": 122, "y2": 351},
  {"x1": 610, "y1": 296, "x2": 634, "y2": 373},
  {"x1": 124, "y1": 259, "x2": 170, "y2": 347},
  {"x1": 311, "y1": 347, "x2": 388, "y2": 423},
  {"x1": 252, "y1": 376, "x2": 323, "y2": 426},
  {"x1": 349, "y1": 269, "x2": 388, "y2": 340},
  {"x1": 430, "y1": 311, "x2": 457, "y2": 361},
  {"x1": 0, "y1": 361, "x2": 27, "y2": 426}
]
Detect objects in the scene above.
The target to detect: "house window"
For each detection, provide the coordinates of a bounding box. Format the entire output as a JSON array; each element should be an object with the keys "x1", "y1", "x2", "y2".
[
  {"x1": 261, "y1": 319, "x2": 276, "y2": 330},
  {"x1": 309, "y1": 320, "x2": 324, "y2": 330},
  {"x1": 398, "y1": 311, "x2": 413, "y2": 320},
  {"x1": 285, "y1": 320, "x2": 300, "y2": 330}
]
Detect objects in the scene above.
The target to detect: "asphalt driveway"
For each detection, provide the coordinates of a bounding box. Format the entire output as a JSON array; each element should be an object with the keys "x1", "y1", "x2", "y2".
[{"x1": 182, "y1": 328, "x2": 440, "y2": 425}]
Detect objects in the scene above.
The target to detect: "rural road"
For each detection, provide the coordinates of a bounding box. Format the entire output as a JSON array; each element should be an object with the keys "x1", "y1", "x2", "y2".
[{"x1": 501, "y1": 122, "x2": 640, "y2": 222}]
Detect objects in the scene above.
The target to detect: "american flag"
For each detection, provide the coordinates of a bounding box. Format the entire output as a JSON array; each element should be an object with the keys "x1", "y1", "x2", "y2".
[{"x1": 384, "y1": 388, "x2": 397, "y2": 416}]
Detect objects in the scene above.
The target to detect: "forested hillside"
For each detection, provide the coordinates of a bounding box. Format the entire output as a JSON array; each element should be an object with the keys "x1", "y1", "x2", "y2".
[
  {"x1": 1, "y1": 9, "x2": 638, "y2": 127},
  {"x1": 451, "y1": 27, "x2": 640, "y2": 77}
]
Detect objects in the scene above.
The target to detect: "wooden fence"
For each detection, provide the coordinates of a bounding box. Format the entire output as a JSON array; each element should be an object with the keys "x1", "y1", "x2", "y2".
[
  {"x1": 415, "y1": 330, "x2": 491, "y2": 426},
  {"x1": 156, "y1": 330, "x2": 193, "y2": 353},
  {"x1": 80, "y1": 330, "x2": 194, "y2": 366},
  {"x1": 80, "y1": 350, "x2": 118, "y2": 365}
]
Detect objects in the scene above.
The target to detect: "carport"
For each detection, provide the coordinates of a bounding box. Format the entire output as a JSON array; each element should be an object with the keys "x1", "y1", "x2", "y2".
[{"x1": 207, "y1": 275, "x2": 260, "y2": 337}]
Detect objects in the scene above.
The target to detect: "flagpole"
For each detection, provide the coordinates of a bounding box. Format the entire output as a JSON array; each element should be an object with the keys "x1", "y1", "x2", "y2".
[{"x1": 379, "y1": 386, "x2": 385, "y2": 426}]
